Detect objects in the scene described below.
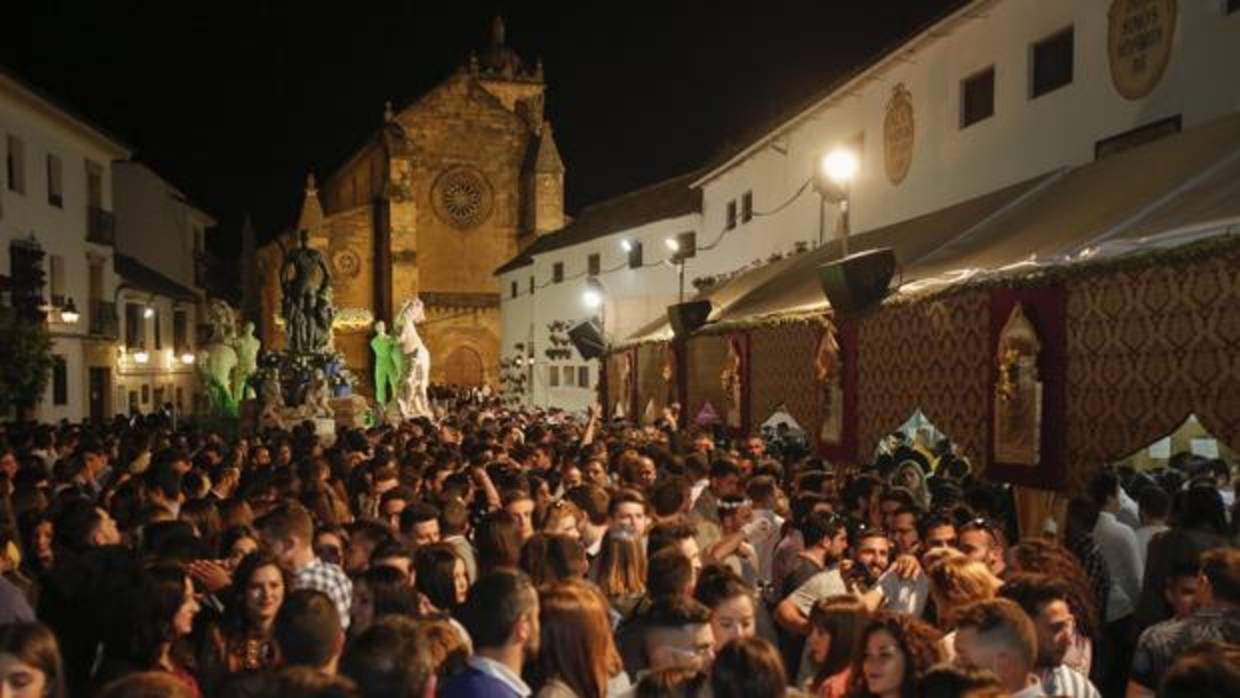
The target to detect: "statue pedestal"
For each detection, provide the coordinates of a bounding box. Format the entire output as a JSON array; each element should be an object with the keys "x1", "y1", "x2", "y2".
[
  {"x1": 313, "y1": 418, "x2": 337, "y2": 446},
  {"x1": 331, "y1": 395, "x2": 368, "y2": 429}
]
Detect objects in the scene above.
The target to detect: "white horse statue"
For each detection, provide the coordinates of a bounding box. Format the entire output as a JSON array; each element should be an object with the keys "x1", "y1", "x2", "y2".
[{"x1": 394, "y1": 297, "x2": 432, "y2": 419}]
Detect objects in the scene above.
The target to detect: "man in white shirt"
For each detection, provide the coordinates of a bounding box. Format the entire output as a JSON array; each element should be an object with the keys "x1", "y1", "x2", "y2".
[{"x1": 1088, "y1": 471, "x2": 1144, "y2": 696}]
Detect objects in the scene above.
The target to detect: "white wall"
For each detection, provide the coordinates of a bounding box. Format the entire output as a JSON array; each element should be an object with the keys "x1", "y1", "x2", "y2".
[
  {"x1": 114, "y1": 289, "x2": 199, "y2": 416},
  {"x1": 698, "y1": 0, "x2": 1240, "y2": 269},
  {"x1": 500, "y1": 212, "x2": 700, "y2": 412},
  {"x1": 1, "y1": 77, "x2": 127, "y2": 421},
  {"x1": 113, "y1": 161, "x2": 212, "y2": 290}
]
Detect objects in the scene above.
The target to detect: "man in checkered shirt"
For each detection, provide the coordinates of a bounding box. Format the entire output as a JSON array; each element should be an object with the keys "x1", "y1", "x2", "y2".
[{"x1": 258, "y1": 502, "x2": 353, "y2": 630}]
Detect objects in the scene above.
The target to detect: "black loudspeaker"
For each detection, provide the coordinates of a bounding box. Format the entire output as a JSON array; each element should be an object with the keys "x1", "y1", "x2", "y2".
[
  {"x1": 817, "y1": 248, "x2": 896, "y2": 317},
  {"x1": 569, "y1": 320, "x2": 606, "y2": 360},
  {"x1": 668, "y1": 300, "x2": 713, "y2": 337}
]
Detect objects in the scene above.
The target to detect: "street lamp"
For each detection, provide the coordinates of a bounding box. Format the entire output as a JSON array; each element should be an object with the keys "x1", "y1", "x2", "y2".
[
  {"x1": 133, "y1": 350, "x2": 150, "y2": 364},
  {"x1": 180, "y1": 351, "x2": 196, "y2": 365},
  {"x1": 582, "y1": 276, "x2": 605, "y2": 310},
  {"x1": 143, "y1": 305, "x2": 155, "y2": 319},
  {"x1": 60, "y1": 297, "x2": 80, "y2": 324},
  {"x1": 665, "y1": 237, "x2": 688, "y2": 304},
  {"x1": 814, "y1": 146, "x2": 859, "y2": 255}
]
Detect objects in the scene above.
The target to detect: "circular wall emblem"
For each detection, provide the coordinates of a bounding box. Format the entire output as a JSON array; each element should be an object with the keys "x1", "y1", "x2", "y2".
[
  {"x1": 883, "y1": 84, "x2": 915, "y2": 186},
  {"x1": 432, "y1": 166, "x2": 494, "y2": 230},
  {"x1": 1108, "y1": 0, "x2": 1176, "y2": 101},
  {"x1": 331, "y1": 249, "x2": 361, "y2": 279}
]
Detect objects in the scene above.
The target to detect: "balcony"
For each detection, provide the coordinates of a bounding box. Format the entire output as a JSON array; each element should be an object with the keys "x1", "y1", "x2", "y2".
[
  {"x1": 89, "y1": 300, "x2": 118, "y2": 338},
  {"x1": 86, "y1": 206, "x2": 115, "y2": 246}
]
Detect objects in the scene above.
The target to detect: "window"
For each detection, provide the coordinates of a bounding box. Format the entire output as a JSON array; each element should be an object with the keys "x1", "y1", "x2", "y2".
[
  {"x1": 141, "y1": 384, "x2": 150, "y2": 404},
  {"x1": 1031, "y1": 27, "x2": 1074, "y2": 98},
  {"x1": 627, "y1": 241, "x2": 644, "y2": 269},
  {"x1": 511, "y1": 281, "x2": 518, "y2": 299},
  {"x1": 587, "y1": 253, "x2": 600, "y2": 276},
  {"x1": 52, "y1": 356, "x2": 67, "y2": 405},
  {"x1": 725, "y1": 200, "x2": 737, "y2": 230},
  {"x1": 961, "y1": 67, "x2": 995, "y2": 128},
  {"x1": 675, "y1": 231, "x2": 697, "y2": 260},
  {"x1": 564, "y1": 366, "x2": 577, "y2": 387},
  {"x1": 578, "y1": 366, "x2": 590, "y2": 388},
  {"x1": 552, "y1": 262, "x2": 564, "y2": 283},
  {"x1": 1229, "y1": 0, "x2": 1240, "y2": 15},
  {"x1": 85, "y1": 160, "x2": 103, "y2": 208},
  {"x1": 548, "y1": 365, "x2": 560, "y2": 387},
  {"x1": 153, "y1": 308, "x2": 162, "y2": 350},
  {"x1": 125, "y1": 303, "x2": 145, "y2": 348},
  {"x1": 49, "y1": 255, "x2": 65, "y2": 306},
  {"x1": 173, "y1": 310, "x2": 188, "y2": 350},
  {"x1": 175, "y1": 386, "x2": 184, "y2": 411},
  {"x1": 47, "y1": 154, "x2": 63, "y2": 207},
  {"x1": 741, "y1": 191, "x2": 753, "y2": 223},
  {"x1": 6, "y1": 136, "x2": 24, "y2": 194},
  {"x1": 529, "y1": 276, "x2": 535, "y2": 294}
]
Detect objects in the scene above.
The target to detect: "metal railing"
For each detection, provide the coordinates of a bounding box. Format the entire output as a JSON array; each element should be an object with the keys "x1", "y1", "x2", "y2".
[{"x1": 86, "y1": 206, "x2": 115, "y2": 245}]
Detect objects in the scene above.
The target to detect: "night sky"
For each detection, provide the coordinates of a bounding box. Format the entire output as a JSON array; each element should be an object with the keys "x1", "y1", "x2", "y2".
[{"x1": 2, "y1": 1, "x2": 961, "y2": 262}]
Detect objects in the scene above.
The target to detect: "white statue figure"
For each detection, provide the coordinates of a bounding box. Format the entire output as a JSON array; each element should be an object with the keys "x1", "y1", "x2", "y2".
[
  {"x1": 258, "y1": 369, "x2": 285, "y2": 428},
  {"x1": 200, "y1": 300, "x2": 239, "y2": 415},
  {"x1": 302, "y1": 368, "x2": 335, "y2": 419},
  {"x1": 394, "y1": 297, "x2": 432, "y2": 419},
  {"x1": 232, "y1": 321, "x2": 261, "y2": 402}
]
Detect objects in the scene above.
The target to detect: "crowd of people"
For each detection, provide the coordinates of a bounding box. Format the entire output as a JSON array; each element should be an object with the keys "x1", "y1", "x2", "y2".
[{"x1": 0, "y1": 392, "x2": 1237, "y2": 698}]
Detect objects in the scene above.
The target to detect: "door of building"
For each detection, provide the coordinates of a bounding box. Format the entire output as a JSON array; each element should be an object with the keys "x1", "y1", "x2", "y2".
[
  {"x1": 442, "y1": 346, "x2": 484, "y2": 387},
  {"x1": 88, "y1": 367, "x2": 109, "y2": 422}
]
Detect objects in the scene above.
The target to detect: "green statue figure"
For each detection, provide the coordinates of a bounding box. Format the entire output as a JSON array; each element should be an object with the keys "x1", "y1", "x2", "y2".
[
  {"x1": 232, "y1": 321, "x2": 261, "y2": 402},
  {"x1": 370, "y1": 320, "x2": 401, "y2": 406}
]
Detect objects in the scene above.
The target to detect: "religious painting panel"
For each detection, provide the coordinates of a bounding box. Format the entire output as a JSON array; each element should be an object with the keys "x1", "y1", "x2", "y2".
[
  {"x1": 685, "y1": 335, "x2": 730, "y2": 433},
  {"x1": 1064, "y1": 246, "x2": 1240, "y2": 494},
  {"x1": 636, "y1": 341, "x2": 673, "y2": 425},
  {"x1": 856, "y1": 289, "x2": 991, "y2": 471},
  {"x1": 989, "y1": 287, "x2": 1068, "y2": 490}
]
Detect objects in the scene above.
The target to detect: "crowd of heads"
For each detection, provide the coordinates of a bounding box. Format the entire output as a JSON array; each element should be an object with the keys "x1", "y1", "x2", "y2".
[{"x1": 0, "y1": 394, "x2": 1235, "y2": 698}]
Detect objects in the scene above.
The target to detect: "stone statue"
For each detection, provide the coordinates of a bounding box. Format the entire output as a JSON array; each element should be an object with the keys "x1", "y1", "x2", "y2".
[
  {"x1": 370, "y1": 321, "x2": 401, "y2": 406},
  {"x1": 232, "y1": 321, "x2": 261, "y2": 402},
  {"x1": 258, "y1": 368, "x2": 286, "y2": 428},
  {"x1": 279, "y1": 229, "x2": 331, "y2": 354},
  {"x1": 302, "y1": 369, "x2": 335, "y2": 419},
  {"x1": 200, "y1": 300, "x2": 239, "y2": 417},
  {"x1": 394, "y1": 297, "x2": 432, "y2": 419}
]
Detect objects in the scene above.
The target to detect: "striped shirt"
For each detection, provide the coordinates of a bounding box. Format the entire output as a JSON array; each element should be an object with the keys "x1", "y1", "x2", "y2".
[{"x1": 1037, "y1": 664, "x2": 1101, "y2": 698}]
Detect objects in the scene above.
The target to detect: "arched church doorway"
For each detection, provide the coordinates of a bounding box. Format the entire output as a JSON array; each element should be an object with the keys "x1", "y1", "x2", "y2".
[{"x1": 442, "y1": 346, "x2": 484, "y2": 387}]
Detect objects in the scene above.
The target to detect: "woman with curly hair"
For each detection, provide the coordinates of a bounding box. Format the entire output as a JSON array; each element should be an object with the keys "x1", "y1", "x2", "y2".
[{"x1": 844, "y1": 612, "x2": 944, "y2": 698}]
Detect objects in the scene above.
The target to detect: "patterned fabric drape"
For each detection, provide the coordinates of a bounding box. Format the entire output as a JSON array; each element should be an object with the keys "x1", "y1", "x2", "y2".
[
  {"x1": 749, "y1": 321, "x2": 822, "y2": 447},
  {"x1": 856, "y1": 289, "x2": 992, "y2": 468},
  {"x1": 1065, "y1": 250, "x2": 1240, "y2": 493}
]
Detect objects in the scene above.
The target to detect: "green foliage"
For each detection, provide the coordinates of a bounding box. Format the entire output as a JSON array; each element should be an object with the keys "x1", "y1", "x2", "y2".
[{"x1": 0, "y1": 306, "x2": 55, "y2": 415}]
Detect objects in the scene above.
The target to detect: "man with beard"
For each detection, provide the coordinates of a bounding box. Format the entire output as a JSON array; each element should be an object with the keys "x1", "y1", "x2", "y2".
[
  {"x1": 1000, "y1": 573, "x2": 1102, "y2": 698},
  {"x1": 441, "y1": 569, "x2": 540, "y2": 698}
]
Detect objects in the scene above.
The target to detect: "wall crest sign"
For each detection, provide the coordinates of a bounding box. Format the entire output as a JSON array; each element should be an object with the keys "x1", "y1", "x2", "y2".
[
  {"x1": 883, "y1": 84, "x2": 915, "y2": 186},
  {"x1": 1108, "y1": 0, "x2": 1177, "y2": 101}
]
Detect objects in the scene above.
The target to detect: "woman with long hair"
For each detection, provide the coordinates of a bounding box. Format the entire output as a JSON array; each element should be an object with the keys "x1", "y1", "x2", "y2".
[
  {"x1": 844, "y1": 612, "x2": 944, "y2": 698},
  {"x1": 214, "y1": 550, "x2": 288, "y2": 673},
  {"x1": 350, "y1": 565, "x2": 419, "y2": 635},
  {"x1": 0, "y1": 622, "x2": 66, "y2": 698},
  {"x1": 693, "y1": 564, "x2": 757, "y2": 652},
  {"x1": 474, "y1": 510, "x2": 523, "y2": 575},
  {"x1": 710, "y1": 636, "x2": 787, "y2": 698},
  {"x1": 99, "y1": 562, "x2": 202, "y2": 696},
  {"x1": 534, "y1": 580, "x2": 624, "y2": 698},
  {"x1": 414, "y1": 543, "x2": 469, "y2": 615},
  {"x1": 594, "y1": 529, "x2": 647, "y2": 617},
  {"x1": 806, "y1": 595, "x2": 869, "y2": 697}
]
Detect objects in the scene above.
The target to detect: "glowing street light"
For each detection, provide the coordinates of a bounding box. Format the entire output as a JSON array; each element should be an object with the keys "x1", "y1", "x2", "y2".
[
  {"x1": 180, "y1": 352, "x2": 196, "y2": 365},
  {"x1": 60, "y1": 297, "x2": 80, "y2": 324},
  {"x1": 582, "y1": 277, "x2": 606, "y2": 310},
  {"x1": 664, "y1": 237, "x2": 680, "y2": 252},
  {"x1": 143, "y1": 306, "x2": 155, "y2": 319},
  {"x1": 620, "y1": 239, "x2": 633, "y2": 252},
  {"x1": 814, "y1": 146, "x2": 860, "y2": 254},
  {"x1": 820, "y1": 148, "x2": 859, "y2": 188},
  {"x1": 133, "y1": 350, "x2": 150, "y2": 364}
]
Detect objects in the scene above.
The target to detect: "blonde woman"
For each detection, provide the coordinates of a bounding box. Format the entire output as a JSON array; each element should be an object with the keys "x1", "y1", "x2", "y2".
[
  {"x1": 593, "y1": 529, "x2": 647, "y2": 617},
  {"x1": 926, "y1": 554, "x2": 1003, "y2": 661}
]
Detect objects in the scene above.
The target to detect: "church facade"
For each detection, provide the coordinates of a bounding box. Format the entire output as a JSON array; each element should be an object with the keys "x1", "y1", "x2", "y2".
[{"x1": 255, "y1": 19, "x2": 564, "y2": 390}]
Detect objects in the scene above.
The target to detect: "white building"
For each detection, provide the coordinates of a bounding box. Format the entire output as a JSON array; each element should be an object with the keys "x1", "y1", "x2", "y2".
[
  {"x1": 111, "y1": 162, "x2": 215, "y2": 417},
  {"x1": 499, "y1": 0, "x2": 1240, "y2": 411},
  {"x1": 691, "y1": 0, "x2": 1240, "y2": 289},
  {"x1": 497, "y1": 173, "x2": 701, "y2": 412},
  {"x1": 1, "y1": 67, "x2": 131, "y2": 421}
]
